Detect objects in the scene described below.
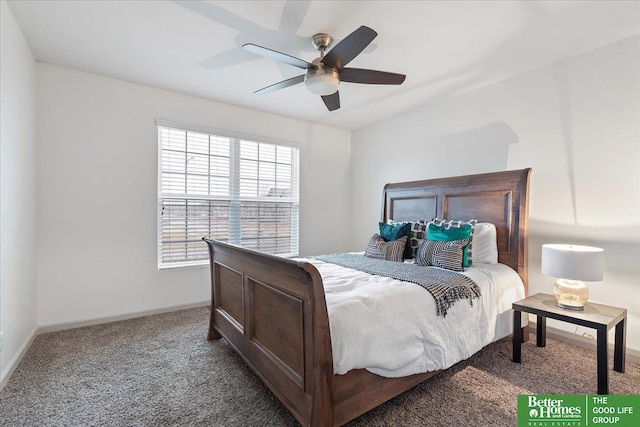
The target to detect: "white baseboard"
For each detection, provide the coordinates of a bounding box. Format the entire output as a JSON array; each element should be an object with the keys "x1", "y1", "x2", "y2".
[
  {"x1": 38, "y1": 300, "x2": 210, "y2": 334},
  {"x1": 1, "y1": 326, "x2": 38, "y2": 392},
  {"x1": 529, "y1": 319, "x2": 640, "y2": 365},
  {"x1": 0, "y1": 301, "x2": 210, "y2": 391}
]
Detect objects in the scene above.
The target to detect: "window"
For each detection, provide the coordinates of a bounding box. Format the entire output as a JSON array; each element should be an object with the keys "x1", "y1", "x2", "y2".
[{"x1": 157, "y1": 122, "x2": 299, "y2": 268}]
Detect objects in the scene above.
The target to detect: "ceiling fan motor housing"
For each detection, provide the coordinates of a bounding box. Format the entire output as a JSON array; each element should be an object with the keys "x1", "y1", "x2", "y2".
[
  {"x1": 305, "y1": 58, "x2": 340, "y2": 96},
  {"x1": 304, "y1": 58, "x2": 340, "y2": 96}
]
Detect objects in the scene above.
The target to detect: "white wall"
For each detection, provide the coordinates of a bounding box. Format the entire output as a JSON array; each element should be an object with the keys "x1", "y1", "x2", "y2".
[
  {"x1": 0, "y1": 0, "x2": 39, "y2": 385},
  {"x1": 351, "y1": 35, "x2": 640, "y2": 352},
  {"x1": 36, "y1": 64, "x2": 351, "y2": 327}
]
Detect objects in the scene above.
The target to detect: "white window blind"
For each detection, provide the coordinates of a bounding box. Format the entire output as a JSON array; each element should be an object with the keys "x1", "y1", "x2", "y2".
[{"x1": 158, "y1": 125, "x2": 299, "y2": 268}]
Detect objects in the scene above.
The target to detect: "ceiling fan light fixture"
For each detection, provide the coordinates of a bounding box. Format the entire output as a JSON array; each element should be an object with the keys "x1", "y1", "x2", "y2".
[
  {"x1": 305, "y1": 73, "x2": 340, "y2": 96},
  {"x1": 305, "y1": 63, "x2": 340, "y2": 96}
]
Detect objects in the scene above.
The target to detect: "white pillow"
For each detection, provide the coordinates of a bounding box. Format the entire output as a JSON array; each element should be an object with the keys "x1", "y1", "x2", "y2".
[{"x1": 470, "y1": 223, "x2": 498, "y2": 264}]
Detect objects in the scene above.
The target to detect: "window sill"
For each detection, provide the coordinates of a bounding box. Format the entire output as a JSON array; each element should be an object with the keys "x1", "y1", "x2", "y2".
[{"x1": 158, "y1": 261, "x2": 209, "y2": 270}]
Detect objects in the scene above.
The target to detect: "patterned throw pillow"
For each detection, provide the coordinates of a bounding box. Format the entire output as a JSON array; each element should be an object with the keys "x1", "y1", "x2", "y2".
[
  {"x1": 365, "y1": 234, "x2": 407, "y2": 262},
  {"x1": 388, "y1": 219, "x2": 428, "y2": 258},
  {"x1": 427, "y1": 218, "x2": 477, "y2": 267},
  {"x1": 379, "y1": 221, "x2": 412, "y2": 259},
  {"x1": 415, "y1": 239, "x2": 470, "y2": 271}
]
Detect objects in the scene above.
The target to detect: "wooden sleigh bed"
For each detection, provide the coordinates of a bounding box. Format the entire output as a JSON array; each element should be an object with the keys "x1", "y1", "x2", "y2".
[{"x1": 203, "y1": 168, "x2": 531, "y2": 426}]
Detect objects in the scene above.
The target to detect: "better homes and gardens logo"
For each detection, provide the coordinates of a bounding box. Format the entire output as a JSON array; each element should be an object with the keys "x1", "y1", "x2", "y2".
[
  {"x1": 518, "y1": 395, "x2": 640, "y2": 427},
  {"x1": 523, "y1": 395, "x2": 583, "y2": 425}
]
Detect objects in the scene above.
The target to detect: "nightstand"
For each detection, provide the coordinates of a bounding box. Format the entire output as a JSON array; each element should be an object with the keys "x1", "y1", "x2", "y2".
[{"x1": 512, "y1": 293, "x2": 626, "y2": 395}]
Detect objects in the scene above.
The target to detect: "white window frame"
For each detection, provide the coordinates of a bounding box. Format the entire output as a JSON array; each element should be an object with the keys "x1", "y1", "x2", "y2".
[{"x1": 156, "y1": 120, "x2": 299, "y2": 269}]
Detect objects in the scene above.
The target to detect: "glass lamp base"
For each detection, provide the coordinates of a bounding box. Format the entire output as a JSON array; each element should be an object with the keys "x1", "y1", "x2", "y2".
[
  {"x1": 553, "y1": 279, "x2": 588, "y2": 311},
  {"x1": 556, "y1": 301, "x2": 585, "y2": 311}
]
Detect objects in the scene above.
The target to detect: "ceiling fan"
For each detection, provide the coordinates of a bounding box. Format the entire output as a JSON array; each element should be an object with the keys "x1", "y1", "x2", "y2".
[{"x1": 242, "y1": 26, "x2": 406, "y2": 111}]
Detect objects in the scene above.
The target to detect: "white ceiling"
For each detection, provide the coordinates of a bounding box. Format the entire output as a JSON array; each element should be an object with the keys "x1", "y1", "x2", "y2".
[{"x1": 7, "y1": 0, "x2": 640, "y2": 130}]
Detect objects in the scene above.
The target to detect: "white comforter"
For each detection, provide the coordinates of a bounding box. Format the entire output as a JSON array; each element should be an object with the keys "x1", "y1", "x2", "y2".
[{"x1": 303, "y1": 258, "x2": 525, "y2": 377}]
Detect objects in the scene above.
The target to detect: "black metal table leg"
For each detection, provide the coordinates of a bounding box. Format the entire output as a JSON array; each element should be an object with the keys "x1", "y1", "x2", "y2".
[
  {"x1": 614, "y1": 318, "x2": 626, "y2": 373},
  {"x1": 597, "y1": 327, "x2": 608, "y2": 395},
  {"x1": 537, "y1": 315, "x2": 546, "y2": 347},
  {"x1": 513, "y1": 310, "x2": 522, "y2": 363}
]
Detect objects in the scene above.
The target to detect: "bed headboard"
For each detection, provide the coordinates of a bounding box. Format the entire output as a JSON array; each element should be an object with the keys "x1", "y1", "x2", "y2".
[{"x1": 382, "y1": 168, "x2": 531, "y2": 292}]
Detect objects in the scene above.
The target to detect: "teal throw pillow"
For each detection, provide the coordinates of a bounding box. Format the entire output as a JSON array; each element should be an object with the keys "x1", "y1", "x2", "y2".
[
  {"x1": 379, "y1": 221, "x2": 412, "y2": 259},
  {"x1": 427, "y1": 222, "x2": 473, "y2": 267}
]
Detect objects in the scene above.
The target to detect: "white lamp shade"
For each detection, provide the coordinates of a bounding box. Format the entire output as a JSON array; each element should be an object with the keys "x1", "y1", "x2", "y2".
[{"x1": 541, "y1": 244, "x2": 604, "y2": 282}]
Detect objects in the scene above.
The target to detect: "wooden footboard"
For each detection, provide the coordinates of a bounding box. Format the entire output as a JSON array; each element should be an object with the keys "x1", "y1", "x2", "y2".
[
  {"x1": 203, "y1": 238, "x2": 334, "y2": 426},
  {"x1": 204, "y1": 238, "x2": 446, "y2": 426}
]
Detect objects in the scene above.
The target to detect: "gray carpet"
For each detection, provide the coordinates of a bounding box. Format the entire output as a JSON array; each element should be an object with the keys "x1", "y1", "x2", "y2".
[{"x1": 0, "y1": 307, "x2": 638, "y2": 426}]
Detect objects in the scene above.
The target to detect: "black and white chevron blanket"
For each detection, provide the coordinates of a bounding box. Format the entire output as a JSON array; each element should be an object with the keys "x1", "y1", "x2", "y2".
[{"x1": 314, "y1": 253, "x2": 481, "y2": 317}]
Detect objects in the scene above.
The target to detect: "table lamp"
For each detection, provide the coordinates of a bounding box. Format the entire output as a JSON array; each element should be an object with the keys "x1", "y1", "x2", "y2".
[{"x1": 541, "y1": 244, "x2": 604, "y2": 310}]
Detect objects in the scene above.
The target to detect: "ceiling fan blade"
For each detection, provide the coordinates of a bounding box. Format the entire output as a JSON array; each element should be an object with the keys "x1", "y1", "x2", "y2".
[
  {"x1": 254, "y1": 75, "x2": 305, "y2": 94},
  {"x1": 321, "y1": 91, "x2": 340, "y2": 111},
  {"x1": 321, "y1": 26, "x2": 377, "y2": 70},
  {"x1": 242, "y1": 43, "x2": 315, "y2": 70},
  {"x1": 340, "y1": 68, "x2": 406, "y2": 85}
]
